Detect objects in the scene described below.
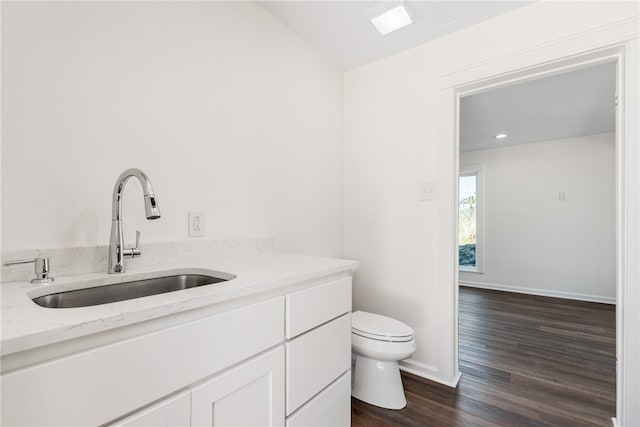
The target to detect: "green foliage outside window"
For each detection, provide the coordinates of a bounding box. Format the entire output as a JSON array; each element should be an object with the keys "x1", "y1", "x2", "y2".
[{"x1": 459, "y1": 194, "x2": 476, "y2": 266}]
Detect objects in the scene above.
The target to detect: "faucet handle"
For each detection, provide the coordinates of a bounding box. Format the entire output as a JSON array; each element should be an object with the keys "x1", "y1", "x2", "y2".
[
  {"x1": 4, "y1": 257, "x2": 54, "y2": 284},
  {"x1": 135, "y1": 230, "x2": 141, "y2": 250},
  {"x1": 122, "y1": 231, "x2": 142, "y2": 259},
  {"x1": 130, "y1": 230, "x2": 142, "y2": 258}
]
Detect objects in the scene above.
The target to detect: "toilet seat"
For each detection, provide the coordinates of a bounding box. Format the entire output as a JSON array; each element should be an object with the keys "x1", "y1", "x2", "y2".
[{"x1": 351, "y1": 311, "x2": 414, "y2": 343}]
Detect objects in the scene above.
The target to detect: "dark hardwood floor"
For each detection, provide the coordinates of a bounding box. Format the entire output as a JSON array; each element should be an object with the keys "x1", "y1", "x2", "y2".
[{"x1": 352, "y1": 287, "x2": 616, "y2": 426}]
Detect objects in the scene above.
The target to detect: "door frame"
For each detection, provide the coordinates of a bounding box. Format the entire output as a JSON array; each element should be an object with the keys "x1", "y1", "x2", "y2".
[{"x1": 436, "y1": 18, "x2": 639, "y2": 425}]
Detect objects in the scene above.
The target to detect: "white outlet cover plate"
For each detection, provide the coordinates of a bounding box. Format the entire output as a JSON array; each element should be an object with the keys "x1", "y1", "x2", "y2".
[{"x1": 188, "y1": 212, "x2": 205, "y2": 237}]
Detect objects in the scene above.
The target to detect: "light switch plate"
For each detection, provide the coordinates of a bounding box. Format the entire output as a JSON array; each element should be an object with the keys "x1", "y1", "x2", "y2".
[
  {"x1": 418, "y1": 182, "x2": 438, "y2": 201},
  {"x1": 188, "y1": 212, "x2": 205, "y2": 237}
]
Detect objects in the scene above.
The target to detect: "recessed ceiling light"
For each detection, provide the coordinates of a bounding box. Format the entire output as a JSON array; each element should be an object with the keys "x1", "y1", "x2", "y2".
[
  {"x1": 494, "y1": 133, "x2": 508, "y2": 140},
  {"x1": 365, "y1": 1, "x2": 414, "y2": 36}
]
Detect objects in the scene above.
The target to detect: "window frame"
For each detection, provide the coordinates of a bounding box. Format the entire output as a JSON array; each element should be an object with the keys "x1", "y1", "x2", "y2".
[{"x1": 458, "y1": 163, "x2": 484, "y2": 273}]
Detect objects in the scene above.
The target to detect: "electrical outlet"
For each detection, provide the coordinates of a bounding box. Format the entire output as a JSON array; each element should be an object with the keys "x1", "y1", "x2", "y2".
[{"x1": 188, "y1": 212, "x2": 205, "y2": 237}]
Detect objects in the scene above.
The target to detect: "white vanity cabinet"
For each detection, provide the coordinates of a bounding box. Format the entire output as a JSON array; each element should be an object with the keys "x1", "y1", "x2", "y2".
[
  {"x1": 1, "y1": 297, "x2": 285, "y2": 427},
  {"x1": 1, "y1": 274, "x2": 353, "y2": 427}
]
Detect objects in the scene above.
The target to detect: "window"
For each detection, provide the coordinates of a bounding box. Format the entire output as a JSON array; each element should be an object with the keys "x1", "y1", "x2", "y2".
[{"x1": 459, "y1": 165, "x2": 483, "y2": 272}]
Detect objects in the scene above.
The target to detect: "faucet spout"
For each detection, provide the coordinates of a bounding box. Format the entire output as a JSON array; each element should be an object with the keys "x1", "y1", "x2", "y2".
[{"x1": 108, "y1": 168, "x2": 161, "y2": 274}]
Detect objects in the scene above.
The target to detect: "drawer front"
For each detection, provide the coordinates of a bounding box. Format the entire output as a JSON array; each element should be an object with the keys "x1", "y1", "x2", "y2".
[
  {"x1": 1, "y1": 297, "x2": 284, "y2": 427},
  {"x1": 286, "y1": 277, "x2": 352, "y2": 339},
  {"x1": 285, "y1": 314, "x2": 351, "y2": 415},
  {"x1": 286, "y1": 371, "x2": 351, "y2": 427}
]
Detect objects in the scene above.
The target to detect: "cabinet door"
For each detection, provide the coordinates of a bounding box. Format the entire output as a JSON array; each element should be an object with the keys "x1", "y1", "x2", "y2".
[
  {"x1": 191, "y1": 346, "x2": 285, "y2": 427},
  {"x1": 109, "y1": 392, "x2": 190, "y2": 427}
]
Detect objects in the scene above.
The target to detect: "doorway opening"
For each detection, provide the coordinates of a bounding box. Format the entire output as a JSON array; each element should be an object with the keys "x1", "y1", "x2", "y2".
[
  {"x1": 454, "y1": 58, "x2": 620, "y2": 424},
  {"x1": 457, "y1": 62, "x2": 616, "y2": 303}
]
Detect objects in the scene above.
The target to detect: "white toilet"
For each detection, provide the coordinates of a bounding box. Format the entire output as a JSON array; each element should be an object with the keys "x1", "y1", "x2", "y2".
[{"x1": 351, "y1": 311, "x2": 417, "y2": 410}]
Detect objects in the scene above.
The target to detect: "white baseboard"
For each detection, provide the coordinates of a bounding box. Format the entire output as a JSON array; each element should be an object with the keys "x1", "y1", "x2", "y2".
[
  {"x1": 460, "y1": 280, "x2": 616, "y2": 305},
  {"x1": 399, "y1": 359, "x2": 462, "y2": 388},
  {"x1": 611, "y1": 417, "x2": 617, "y2": 427}
]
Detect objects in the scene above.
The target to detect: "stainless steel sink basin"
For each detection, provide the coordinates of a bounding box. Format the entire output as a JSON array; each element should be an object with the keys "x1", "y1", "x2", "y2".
[{"x1": 32, "y1": 273, "x2": 234, "y2": 309}]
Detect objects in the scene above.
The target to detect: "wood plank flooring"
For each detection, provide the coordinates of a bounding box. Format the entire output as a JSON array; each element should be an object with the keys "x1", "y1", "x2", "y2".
[{"x1": 351, "y1": 287, "x2": 616, "y2": 426}]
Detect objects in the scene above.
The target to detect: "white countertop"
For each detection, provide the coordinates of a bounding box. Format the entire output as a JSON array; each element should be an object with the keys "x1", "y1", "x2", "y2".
[{"x1": 1, "y1": 252, "x2": 358, "y2": 356}]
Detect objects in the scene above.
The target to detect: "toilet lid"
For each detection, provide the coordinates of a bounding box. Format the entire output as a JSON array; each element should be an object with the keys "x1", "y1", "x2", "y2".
[{"x1": 351, "y1": 311, "x2": 414, "y2": 342}]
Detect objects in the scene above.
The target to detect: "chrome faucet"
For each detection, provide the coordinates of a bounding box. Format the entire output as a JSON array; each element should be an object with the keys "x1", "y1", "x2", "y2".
[{"x1": 108, "y1": 168, "x2": 161, "y2": 274}]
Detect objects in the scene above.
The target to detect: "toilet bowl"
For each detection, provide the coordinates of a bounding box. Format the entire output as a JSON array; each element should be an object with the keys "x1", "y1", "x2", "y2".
[{"x1": 351, "y1": 311, "x2": 417, "y2": 410}]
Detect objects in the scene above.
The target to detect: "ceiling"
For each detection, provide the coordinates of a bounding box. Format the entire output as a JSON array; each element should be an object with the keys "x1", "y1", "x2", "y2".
[
  {"x1": 259, "y1": 2, "x2": 615, "y2": 151},
  {"x1": 259, "y1": 1, "x2": 532, "y2": 70},
  {"x1": 460, "y1": 62, "x2": 616, "y2": 152}
]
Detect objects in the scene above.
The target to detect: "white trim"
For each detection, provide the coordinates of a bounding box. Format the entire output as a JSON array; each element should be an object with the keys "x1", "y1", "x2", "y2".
[
  {"x1": 617, "y1": 37, "x2": 640, "y2": 425},
  {"x1": 460, "y1": 281, "x2": 616, "y2": 305},
  {"x1": 398, "y1": 359, "x2": 461, "y2": 388},
  {"x1": 437, "y1": 86, "x2": 459, "y2": 387},
  {"x1": 438, "y1": 17, "x2": 640, "y2": 87},
  {"x1": 611, "y1": 417, "x2": 618, "y2": 427},
  {"x1": 437, "y1": 17, "x2": 638, "y2": 425}
]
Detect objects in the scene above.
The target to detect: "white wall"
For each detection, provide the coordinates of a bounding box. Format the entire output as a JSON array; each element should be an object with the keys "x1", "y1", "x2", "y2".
[
  {"x1": 459, "y1": 133, "x2": 615, "y2": 303},
  {"x1": 344, "y1": 1, "x2": 638, "y2": 385},
  {"x1": 1, "y1": 2, "x2": 344, "y2": 256}
]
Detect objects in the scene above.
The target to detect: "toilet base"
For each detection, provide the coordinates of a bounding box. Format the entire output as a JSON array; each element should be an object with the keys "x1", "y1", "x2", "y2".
[{"x1": 351, "y1": 355, "x2": 407, "y2": 410}]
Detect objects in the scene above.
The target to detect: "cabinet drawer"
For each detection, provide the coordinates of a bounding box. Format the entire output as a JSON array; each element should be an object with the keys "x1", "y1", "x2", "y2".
[
  {"x1": 286, "y1": 277, "x2": 351, "y2": 339},
  {"x1": 286, "y1": 371, "x2": 350, "y2": 427},
  {"x1": 285, "y1": 314, "x2": 351, "y2": 415}
]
